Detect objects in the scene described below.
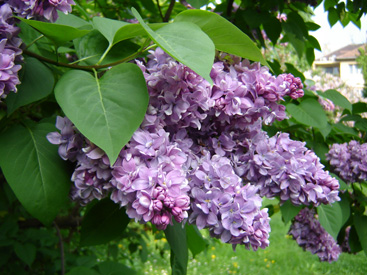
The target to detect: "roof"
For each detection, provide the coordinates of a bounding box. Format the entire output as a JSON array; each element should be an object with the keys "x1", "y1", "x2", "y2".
[{"x1": 322, "y1": 44, "x2": 366, "y2": 60}]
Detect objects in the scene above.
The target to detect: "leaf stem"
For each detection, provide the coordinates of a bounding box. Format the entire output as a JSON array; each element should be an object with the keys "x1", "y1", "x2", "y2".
[
  {"x1": 24, "y1": 34, "x2": 45, "y2": 50},
  {"x1": 97, "y1": 43, "x2": 113, "y2": 65}
]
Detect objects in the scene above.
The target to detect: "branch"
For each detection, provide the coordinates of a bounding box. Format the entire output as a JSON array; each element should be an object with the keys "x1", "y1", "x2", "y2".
[
  {"x1": 226, "y1": 0, "x2": 234, "y2": 17},
  {"x1": 23, "y1": 40, "x2": 150, "y2": 71},
  {"x1": 164, "y1": 0, "x2": 176, "y2": 22},
  {"x1": 156, "y1": 0, "x2": 164, "y2": 21},
  {"x1": 54, "y1": 222, "x2": 65, "y2": 275}
]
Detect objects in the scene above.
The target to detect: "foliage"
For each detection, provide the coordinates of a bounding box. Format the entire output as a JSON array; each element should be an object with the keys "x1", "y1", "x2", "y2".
[{"x1": 1, "y1": 0, "x2": 367, "y2": 274}]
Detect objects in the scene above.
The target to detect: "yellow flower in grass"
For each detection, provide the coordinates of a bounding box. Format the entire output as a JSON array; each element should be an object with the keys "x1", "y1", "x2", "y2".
[
  {"x1": 211, "y1": 254, "x2": 216, "y2": 260},
  {"x1": 233, "y1": 262, "x2": 238, "y2": 268},
  {"x1": 118, "y1": 244, "x2": 123, "y2": 249}
]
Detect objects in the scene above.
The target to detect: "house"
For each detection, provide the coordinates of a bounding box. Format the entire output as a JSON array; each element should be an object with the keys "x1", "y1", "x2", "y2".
[{"x1": 312, "y1": 44, "x2": 365, "y2": 94}]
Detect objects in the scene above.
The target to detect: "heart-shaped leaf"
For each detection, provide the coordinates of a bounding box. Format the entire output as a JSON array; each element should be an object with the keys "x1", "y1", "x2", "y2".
[
  {"x1": 174, "y1": 9, "x2": 267, "y2": 66},
  {"x1": 0, "y1": 122, "x2": 71, "y2": 225},
  {"x1": 132, "y1": 8, "x2": 215, "y2": 84},
  {"x1": 55, "y1": 63, "x2": 149, "y2": 164}
]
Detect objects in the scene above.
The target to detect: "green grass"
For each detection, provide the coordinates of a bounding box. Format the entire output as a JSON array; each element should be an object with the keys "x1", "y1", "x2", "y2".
[{"x1": 138, "y1": 212, "x2": 367, "y2": 275}]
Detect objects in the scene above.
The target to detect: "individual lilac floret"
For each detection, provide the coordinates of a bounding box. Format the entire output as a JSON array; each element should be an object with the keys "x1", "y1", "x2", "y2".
[
  {"x1": 289, "y1": 208, "x2": 341, "y2": 262},
  {"x1": 47, "y1": 116, "x2": 83, "y2": 161},
  {"x1": 188, "y1": 153, "x2": 271, "y2": 251},
  {"x1": 242, "y1": 132, "x2": 339, "y2": 206},
  {"x1": 326, "y1": 140, "x2": 367, "y2": 184}
]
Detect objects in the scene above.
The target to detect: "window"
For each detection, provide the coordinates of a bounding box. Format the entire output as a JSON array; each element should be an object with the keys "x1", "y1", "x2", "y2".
[
  {"x1": 324, "y1": 66, "x2": 339, "y2": 75},
  {"x1": 349, "y1": 64, "x2": 362, "y2": 75}
]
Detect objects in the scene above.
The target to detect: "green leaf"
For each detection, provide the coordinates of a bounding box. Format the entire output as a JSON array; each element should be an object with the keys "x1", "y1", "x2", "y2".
[
  {"x1": 286, "y1": 99, "x2": 328, "y2": 129},
  {"x1": 14, "y1": 243, "x2": 36, "y2": 267},
  {"x1": 66, "y1": 267, "x2": 100, "y2": 275},
  {"x1": 185, "y1": 224, "x2": 208, "y2": 257},
  {"x1": 327, "y1": 7, "x2": 339, "y2": 27},
  {"x1": 186, "y1": 0, "x2": 209, "y2": 8},
  {"x1": 55, "y1": 11, "x2": 92, "y2": 29},
  {"x1": 263, "y1": 16, "x2": 282, "y2": 45},
  {"x1": 17, "y1": 17, "x2": 90, "y2": 47},
  {"x1": 174, "y1": 10, "x2": 267, "y2": 66},
  {"x1": 55, "y1": 63, "x2": 149, "y2": 165},
  {"x1": 317, "y1": 203, "x2": 344, "y2": 240},
  {"x1": 280, "y1": 200, "x2": 302, "y2": 225},
  {"x1": 354, "y1": 213, "x2": 367, "y2": 255},
  {"x1": 80, "y1": 198, "x2": 130, "y2": 246},
  {"x1": 319, "y1": 123, "x2": 332, "y2": 140},
  {"x1": 322, "y1": 89, "x2": 352, "y2": 112},
  {"x1": 352, "y1": 102, "x2": 367, "y2": 114},
  {"x1": 349, "y1": 225, "x2": 362, "y2": 253},
  {"x1": 74, "y1": 30, "x2": 140, "y2": 66},
  {"x1": 92, "y1": 17, "x2": 129, "y2": 45},
  {"x1": 165, "y1": 220, "x2": 188, "y2": 275},
  {"x1": 97, "y1": 261, "x2": 136, "y2": 275},
  {"x1": 112, "y1": 23, "x2": 166, "y2": 45},
  {"x1": 324, "y1": 0, "x2": 338, "y2": 11},
  {"x1": 6, "y1": 57, "x2": 55, "y2": 115},
  {"x1": 133, "y1": 8, "x2": 215, "y2": 84},
  {"x1": 332, "y1": 123, "x2": 360, "y2": 138},
  {"x1": 0, "y1": 123, "x2": 71, "y2": 225}
]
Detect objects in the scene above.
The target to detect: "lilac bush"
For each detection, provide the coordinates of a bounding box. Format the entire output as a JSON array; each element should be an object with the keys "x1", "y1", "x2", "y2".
[
  {"x1": 48, "y1": 48, "x2": 340, "y2": 251},
  {"x1": 289, "y1": 208, "x2": 341, "y2": 262}
]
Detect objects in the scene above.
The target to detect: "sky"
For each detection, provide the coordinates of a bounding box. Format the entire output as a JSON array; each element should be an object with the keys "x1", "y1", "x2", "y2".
[{"x1": 311, "y1": 4, "x2": 367, "y2": 58}]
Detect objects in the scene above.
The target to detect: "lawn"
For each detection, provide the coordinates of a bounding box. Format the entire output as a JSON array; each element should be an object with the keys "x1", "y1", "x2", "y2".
[{"x1": 137, "y1": 211, "x2": 367, "y2": 275}]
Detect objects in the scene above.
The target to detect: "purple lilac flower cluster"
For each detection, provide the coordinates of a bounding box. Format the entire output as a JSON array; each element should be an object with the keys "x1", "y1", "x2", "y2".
[
  {"x1": 6, "y1": 0, "x2": 75, "y2": 22},
  {"x1": 289, "y1": 208, "x2": 341, "y2": 262},
  {"x1": 0, "y1": 4, "x2": 22, "y2": 99},
  {"x1": 48, "y1": 48, "x2": 339, "y2": 251},
  {"x1": 240, "y1": 132, "x2": 340, "y2": 206},
  {"x1": 326, "y1": 140, "x2": 367, "y2": 184},
  {"x1": 188, "y1": 153, "x2": 270, "y2": 250},
  {"x1": 47, "y1": 116, "x2": 111, "y2": 205}
]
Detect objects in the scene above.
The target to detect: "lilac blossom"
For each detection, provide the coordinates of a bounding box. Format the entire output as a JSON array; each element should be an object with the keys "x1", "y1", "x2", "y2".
[
  {"x1": 6, "y1": 0, "x2": 75, "y2": 22},
  {"x1": 70, "y1": 145, "x2": 112, "y2": 205},
  {"x1": 289, "y1": 208, "x2": 341, "y2": 262},
  {"x1": 188, "y1": 154, "x2": 270, "y2": 251},
  {"x1": 240, "y1": 132, "x2": 340, "y2": 206},
  {"x1": 48, "y1": 48, "x2": 343, "y2": 253},
  {"x1": 0, "y1": 4, "x2": 22, "y2": 99},
  {"x1": 327, "y1": 140, "x2": 367, "y2": 184},
  {"x1": 47, "y1": 116, "x2": 83, "y2": 161}
]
